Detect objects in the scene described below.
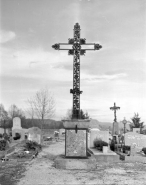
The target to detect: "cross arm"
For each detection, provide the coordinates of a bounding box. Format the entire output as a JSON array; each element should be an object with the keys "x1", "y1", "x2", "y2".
[
  {"x1": 110, "y1": 106, "x2": 120, "y2": 110},
  {"x1": 52, "y1": 43, "x2": 72, "y2": 50}
]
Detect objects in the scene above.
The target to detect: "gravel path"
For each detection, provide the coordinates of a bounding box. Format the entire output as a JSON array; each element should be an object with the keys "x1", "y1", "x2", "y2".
[{"x1": 16, "y1": 140, "x2": 146, "y2": 185}]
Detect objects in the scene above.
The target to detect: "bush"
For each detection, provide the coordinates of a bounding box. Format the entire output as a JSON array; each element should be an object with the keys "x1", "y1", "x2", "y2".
[
  {"x1": 142, "y1": 147, "x2": 146, "y2": 155},
  {"x1": 25, "y1": 140, "x2": 41, "y2": 151},
  {"x1": 123, "y1": 145, "x2": 130, "y2": 151},
  {"x1": 110, "y1": 140, "x2": 115, "y2": 151},
  {"x1": 0, "y1": 140, "x2": 7, "y2": 151},
  {"x1": 93, "y1": 138, "x2": 108, "y2": 151}
]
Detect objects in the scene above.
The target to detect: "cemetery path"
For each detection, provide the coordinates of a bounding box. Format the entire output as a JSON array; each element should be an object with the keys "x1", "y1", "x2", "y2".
[{"x1": 16, "y1": 140, "x2": 146, "y2": 185}]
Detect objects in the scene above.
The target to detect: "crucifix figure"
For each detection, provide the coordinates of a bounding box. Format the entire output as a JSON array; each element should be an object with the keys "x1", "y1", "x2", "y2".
[
  {"x1": 52, "y1": 23, "x2": 102, "y2": 119},
  {"x1": 110, "y1": 102, "x2": 120, "y2": 122}
]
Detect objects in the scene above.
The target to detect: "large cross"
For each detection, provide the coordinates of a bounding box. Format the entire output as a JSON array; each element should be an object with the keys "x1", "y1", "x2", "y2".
[
  {"x1": 110, "y1": 102, "x2": 120, "y2": 122},
  {"x1": 52, "y1": 23, "x2": 102, "y2": 119}
]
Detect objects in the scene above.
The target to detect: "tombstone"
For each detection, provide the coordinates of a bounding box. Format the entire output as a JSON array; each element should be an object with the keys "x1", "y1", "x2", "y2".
[
  {"x1": 133, "y1": 128, "x2": 140, "y2": 134},
  {"x1": 125, "y1": 132, "x2": 146, "y2": 148},
  {"x1": 12, "y1": 117, "x2": 25, "y2": 141},
  {"x1": 63, "y1": 120, "x2": 90, "y2": 158},
  {"x1": 90, "y1": 130, "x2": 109, "y2": 148},
  {"x1": 13, "y1": 117, "x2": 22, "y2": 129},
  {"x1": 59, "y1": 129, "x2": 65, "y2": 135},
  {"x1": 130, "y1": 143, "x2": 137, "y2": 156},
  {"x1": 28, "y1": 127, "x2": 41, "y2": 144},
  {"x1": 54, "y1": 131, "x2": 59, "y2": 141}
]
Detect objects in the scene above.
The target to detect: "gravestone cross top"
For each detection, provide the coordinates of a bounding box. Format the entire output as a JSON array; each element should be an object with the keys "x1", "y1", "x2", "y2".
[
  {"x1": 52, "y1": 23, "x2": 102, "y2": 119},
  {"x1": 110, "y1": 102, "x2": 120, "y2": 122}
]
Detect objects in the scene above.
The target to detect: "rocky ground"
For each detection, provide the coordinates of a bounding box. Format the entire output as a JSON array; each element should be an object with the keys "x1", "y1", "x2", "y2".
[{"x1": 0, "y1": 138, "x2": 146, "y2": 185}]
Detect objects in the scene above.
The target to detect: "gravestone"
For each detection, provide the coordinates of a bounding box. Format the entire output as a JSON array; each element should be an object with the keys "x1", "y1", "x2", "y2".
[
  {"x1": 12, "y1": 117, "x2": 25, "y2": 141},
  {"x1": 90, "y1": 130, "x2": 109, "y2": 148},
  {"x1": 63, "y1": 120, "x2": 89, "y2": 158},
  {"x1": 28, "y1": 127, "x2": 41, "y2": 144},
  {"x1": 13, "y1": 117, "x2": 22, "y2": 129},
  {"x1": 125, "y1": 132, "x2": 146, "y2": 148},
  {"x1": 133, "y1": 128, "x2": 140, "y2": 134},
  {"x1": 130, "y1": 143, "x2": 137, "y2": 156}
]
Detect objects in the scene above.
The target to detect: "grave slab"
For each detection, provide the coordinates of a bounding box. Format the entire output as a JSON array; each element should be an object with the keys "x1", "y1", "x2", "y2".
[
  {"x1": 89, "y1": 148, "x2": 120, "y2": 162},
  {"x1": 125, "y1": 132, "x2": 146, "y2": 148},
  {"x1": 55, "y1": 155, "x2": 96, "y2": 170}
]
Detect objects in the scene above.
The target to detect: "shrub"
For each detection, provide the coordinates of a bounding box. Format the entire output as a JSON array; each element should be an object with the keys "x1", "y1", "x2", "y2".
[
  {"x1": 102, "y1": 141, "x2": 108, "y2": 147},
  {"x1": 93, "y1": 138, "x2": 102, "y2": 148},
  {"x1": 110, "y1": 140, "x2": 115, "y2": 151},
  {"x1": 25, "y1": 140, "x2": 41, "y2": 151},
  {"x1": 142, "y1": 147, "x2": 146, "y2": 155},
  {"x1": 93, "y1": 138, "x2": 108, "y2": 151},
  {"x1": 0, "y1": 140, "x2": 7, "y2": 151},
  {"x1": 123, "y1": 145, "x2": 130, "y2": 151}
]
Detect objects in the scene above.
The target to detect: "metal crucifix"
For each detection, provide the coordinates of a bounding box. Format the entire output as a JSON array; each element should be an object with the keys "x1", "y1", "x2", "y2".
[
  {"x1": 52, "y1": 23, "x2": 102, "y2": 119},
  {"x1": 110, "y1": 102, "x2": 120, "y2": 122}
]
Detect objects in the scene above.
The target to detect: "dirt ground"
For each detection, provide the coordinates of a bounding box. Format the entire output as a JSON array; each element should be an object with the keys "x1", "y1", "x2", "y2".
[
  {"x1": 1, "y1": 138, "x2": 146, "y2": 185},
  {"x1": 14, "y1": 139, "x2": 146, "y2": 185}
]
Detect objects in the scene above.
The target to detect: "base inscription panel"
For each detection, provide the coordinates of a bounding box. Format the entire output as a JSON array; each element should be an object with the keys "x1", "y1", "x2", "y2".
[{"x1": 65, "y1": 129, "x2": 87, "y2": 157}]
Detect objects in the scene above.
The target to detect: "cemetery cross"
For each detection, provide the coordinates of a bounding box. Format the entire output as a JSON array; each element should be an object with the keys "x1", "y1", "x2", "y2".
[
  {"x1": 110, "y1": 102, "x2": 120, "y2": 122},
  {"x1": 52, "y1": 23, "x2": 102, "y2": 119}
]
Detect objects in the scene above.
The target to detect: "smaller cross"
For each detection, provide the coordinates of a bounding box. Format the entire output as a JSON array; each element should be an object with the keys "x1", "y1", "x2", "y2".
[{"x1": 110, "y1": 102, "x2": 120, "y2": 122}]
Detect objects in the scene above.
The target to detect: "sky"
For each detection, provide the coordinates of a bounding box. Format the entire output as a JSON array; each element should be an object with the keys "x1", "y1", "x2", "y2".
[{"x1": 0, "y1": 0, "x2": 146, "y2": 124}]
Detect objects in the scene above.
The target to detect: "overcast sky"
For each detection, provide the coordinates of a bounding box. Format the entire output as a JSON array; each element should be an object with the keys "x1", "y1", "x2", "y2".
[{"x1": 0, "y1": 0, "x2": 146, "y2": 123}]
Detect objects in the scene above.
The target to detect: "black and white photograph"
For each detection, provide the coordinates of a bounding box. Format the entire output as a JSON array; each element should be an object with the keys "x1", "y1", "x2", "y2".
[{"x1": 0, "y1": 0, "x2": 146, "y2": 184}]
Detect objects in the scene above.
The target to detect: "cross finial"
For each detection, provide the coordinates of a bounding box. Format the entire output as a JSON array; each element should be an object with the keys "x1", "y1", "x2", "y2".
[
  {"x1": 110, "y1": 102, "x2": 120, "y2": 122},
  {"x1": 52, "y1": 23, "x2": 102, "y2": 119}
]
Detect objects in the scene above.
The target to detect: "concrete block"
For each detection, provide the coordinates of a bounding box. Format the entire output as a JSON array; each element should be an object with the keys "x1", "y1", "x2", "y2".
[
  {"x1": 55, "y1": 156, "x2": 96, "y2": 170},
  {"x1": 125, "y1": 156, "x2": 146, "y2": 163}
]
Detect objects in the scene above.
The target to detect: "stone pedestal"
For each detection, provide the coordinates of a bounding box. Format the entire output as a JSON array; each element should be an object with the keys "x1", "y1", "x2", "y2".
[
  {"x1": 63, "y1": 120, "x2": 90, "y2": 158},
  {"x1": 112, "y1": 121, "x2": 119, "y2": 136}
]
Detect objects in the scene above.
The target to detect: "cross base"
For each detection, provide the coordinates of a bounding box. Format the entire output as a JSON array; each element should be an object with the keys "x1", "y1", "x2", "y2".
[{"x1": 63, "y1": 120, "x2": 90, "y2": 158}]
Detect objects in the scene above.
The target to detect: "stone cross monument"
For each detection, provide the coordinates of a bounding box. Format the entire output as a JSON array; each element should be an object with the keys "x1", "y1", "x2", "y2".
[
  {"x1": 52, "y1": 23, "x2": 102, "y2": 158},
  {"x1": 52, "y1": 23, "x2": 102, "y2": 119},
  {"x1": 110, "y1": 102, "x2": 120, "y2": 135}
]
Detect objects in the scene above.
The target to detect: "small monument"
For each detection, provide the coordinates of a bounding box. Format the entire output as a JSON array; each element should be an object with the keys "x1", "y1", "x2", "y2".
[
  {"x1": 12, "y1": 117, "x2": 25, "y2": 141},
  {"x1": 130, "y1": 143, "x2": 137, "y2": 156},
  {"x1": 28, "y1": 127, "x2": 41, "y2": 144},
  {"x1": 110, "y1": 102, "x2": 120, "y2": 136},
  {"x1": 53, "y1": 23, "x2": 102, "y2": 169}
]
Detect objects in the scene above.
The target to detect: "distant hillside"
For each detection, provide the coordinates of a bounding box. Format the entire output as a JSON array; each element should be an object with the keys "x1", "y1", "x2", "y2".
[
  {"x1": 0, "y1": 119, "x2": 64, "y2": 129},
  {"x1": 98, "y1": 121, "x2": 112, "y2": 131},
  {"x1": 0, "y1": 118, "x2": 132, "y2": 131},
  {"x1": 98, "y1": 120, "x2": 131, "y2": 131}
]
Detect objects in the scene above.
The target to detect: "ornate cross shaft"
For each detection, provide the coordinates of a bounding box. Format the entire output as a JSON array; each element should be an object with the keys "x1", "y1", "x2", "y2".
[
  {"x1": 110, "y1": 102, "x2": 120, "y2": 122},
  {"x1": 52, "y1": 23, "x2": 102, "y2": 119}
]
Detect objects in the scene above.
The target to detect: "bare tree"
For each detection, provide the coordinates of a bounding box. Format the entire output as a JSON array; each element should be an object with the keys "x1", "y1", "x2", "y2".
[
  {"x1": 27, "y1": 88, "x2": 55, "y2": 130},
  {"x1": 0, "y1": 104, "x2": 8, "y2": 121},
  {"x1": 8, "y1": 104, "x2": 25, "y2": 119},
  {"x1": 25, "y1": 99, "x2": 35, "y2": 126},
  {"x1": 0, "y1": 104, "x2": 9, "y2": 128}
]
